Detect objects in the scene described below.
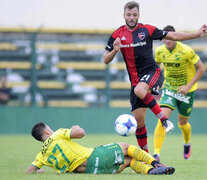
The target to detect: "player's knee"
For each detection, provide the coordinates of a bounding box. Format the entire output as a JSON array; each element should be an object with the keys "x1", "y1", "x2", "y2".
[
  {"x1": 178, "y1": 116, "x2": 189, "y2": 125},
  {"x1": 134, "y1": 83, "x2": 148, "y2": 98},
  {"x1": 134, "y1": 86, "x2": 141, "y2": 96}
]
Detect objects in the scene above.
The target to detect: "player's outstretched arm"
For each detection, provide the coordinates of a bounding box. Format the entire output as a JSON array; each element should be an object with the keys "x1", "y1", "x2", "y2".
[
  {"x1": 70, "y1": 125, "x2": 85, "y2": 139},
  {"x1": 26, "y1": 165, "x2": 44, "y2": 174},
  {"x1": 165, "y1": 24, "x2": 207, "y2": 41}
]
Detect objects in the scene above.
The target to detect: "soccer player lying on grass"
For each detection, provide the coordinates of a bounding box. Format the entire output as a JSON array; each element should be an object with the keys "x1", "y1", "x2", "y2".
[{"x1": 26, "y1": 122, "x2": 175, "y2": 175}]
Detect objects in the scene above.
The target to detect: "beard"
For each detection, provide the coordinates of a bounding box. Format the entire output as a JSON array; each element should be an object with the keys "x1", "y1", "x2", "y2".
[{"x1": 125, "y1": 19, "x2": 138, "y2": 29}]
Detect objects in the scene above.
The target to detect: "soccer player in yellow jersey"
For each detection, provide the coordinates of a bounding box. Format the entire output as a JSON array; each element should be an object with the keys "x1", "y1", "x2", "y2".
[
  {"x1": 153, "y1": 25, "x2": 206, "y2": 162},
  {"x1": 27, "y1": 122, "x2": 175, "y2": 175}
]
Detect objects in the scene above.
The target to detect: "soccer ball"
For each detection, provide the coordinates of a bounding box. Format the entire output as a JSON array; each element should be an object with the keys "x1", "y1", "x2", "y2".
[{"x1": 114, "y1": 114, "x2": 137, "y2": 136}]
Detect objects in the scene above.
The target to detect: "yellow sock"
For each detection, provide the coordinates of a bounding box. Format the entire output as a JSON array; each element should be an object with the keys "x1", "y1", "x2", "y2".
[
  {"x1": 154, "y1": 119, "x2": 166, "y2": 155},
  {"x1": 128, "y1": 145, "x2": 154, "y2": 165},
  {"x1": 178, "y1": 122, "x2": 191, "y2": 144},
  {"x1": 130, "y1": 158, "x2": 152, "y2": 174}
]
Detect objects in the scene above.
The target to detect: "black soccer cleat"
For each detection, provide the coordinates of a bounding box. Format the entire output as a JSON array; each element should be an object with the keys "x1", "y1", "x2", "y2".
[
  {"x1": 153, "y1": 162, "x2": 166, "y2": 168},
  {"x1": 184, "y1": 143, "x2": 191, "y2": 159},
  {"x1": 149, "y1": 166, "x2": 175, "y2": 175}
]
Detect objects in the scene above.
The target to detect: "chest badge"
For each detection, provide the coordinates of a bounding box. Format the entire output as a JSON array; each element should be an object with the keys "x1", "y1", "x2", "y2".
[{"x1": 138, "y1": 32, "x2": 145, "y2": 40}]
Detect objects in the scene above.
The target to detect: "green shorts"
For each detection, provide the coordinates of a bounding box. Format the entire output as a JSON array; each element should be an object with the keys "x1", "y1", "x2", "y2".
[
  {"x1": 85, "y1": 143, "x2": 124, "y2": 174},
  {"x1": 160, "y1": 88, "x2": 195, "y2": 117}
]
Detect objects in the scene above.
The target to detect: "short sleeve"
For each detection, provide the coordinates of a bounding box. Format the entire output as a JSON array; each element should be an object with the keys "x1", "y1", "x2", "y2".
[
  {"x1": 32, "y1": 152, "x2": 44, "y2": 169},
  {"x1": 55, "y1": 128, "x2": 72, "y2": 140},
  {"x1": 105, "y1": 36, "x2": 115, "y2": 52},
  {"x1": 105, "y1": 27, "x2": 122, "y2": 52},
  {"x1": 151, "y1": 28, "x2": 168, "y2": 40},
  {"x1": 186, "y1": 46, "x2": 200, "y2": 64}
]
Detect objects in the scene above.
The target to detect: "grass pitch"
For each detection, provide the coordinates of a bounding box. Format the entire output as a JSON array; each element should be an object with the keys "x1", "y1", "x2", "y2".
[{"x1": 1, "y1": 134, "x2": 207, "y2": 180}]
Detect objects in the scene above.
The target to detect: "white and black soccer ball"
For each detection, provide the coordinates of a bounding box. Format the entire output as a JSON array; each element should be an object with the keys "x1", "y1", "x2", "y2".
[{"x1": 114, "y1": 114, "x2": 137, "y2": 136}]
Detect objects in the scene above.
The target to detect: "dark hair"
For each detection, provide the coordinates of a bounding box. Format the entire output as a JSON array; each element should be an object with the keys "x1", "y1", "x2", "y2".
[
  {"x1": 31, "y1": 122, "x2": 46, "y2": 141},
  {"x1": 163, "y1": 25, "x2": 176, "y2": 32},
  {"x1": 124, "y1": 1, "x2": 139, "y2": 11}
]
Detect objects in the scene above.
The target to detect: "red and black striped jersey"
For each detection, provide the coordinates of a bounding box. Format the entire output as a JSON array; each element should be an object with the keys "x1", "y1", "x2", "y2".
[{"x1": 105, "y1": 23, "x2": 168, "y2": 86}]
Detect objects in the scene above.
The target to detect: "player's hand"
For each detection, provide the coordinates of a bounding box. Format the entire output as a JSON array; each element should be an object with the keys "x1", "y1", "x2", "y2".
[
  {"x1": 71, "y1": 125, "x2": 85, "y2": 138},
  {"x1": 198, "y1": 24, "x2": 207, "y2": 37},
  {"x1": 37, "y1": 169, "x2": 44, "y2": 173},
  {"x1": 177, "y1": 85, "x2": 190, "y2": 95},
  {"x1": 113, "y1": 37, "x2": 121, "y2": 52}
]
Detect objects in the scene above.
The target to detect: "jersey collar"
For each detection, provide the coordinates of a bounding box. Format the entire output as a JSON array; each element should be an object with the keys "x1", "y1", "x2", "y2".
[
  {"x1": 166, "y1": 42, "x2": 178, "y2": 53},
  {"x1": 125, "y1": 23, "x2": 140, "y2": 32}
]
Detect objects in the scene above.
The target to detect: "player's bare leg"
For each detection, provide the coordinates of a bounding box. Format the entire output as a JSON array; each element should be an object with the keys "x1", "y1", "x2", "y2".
[{"x1": 134, "y1": 82, "x2": 174, "y2": 133}]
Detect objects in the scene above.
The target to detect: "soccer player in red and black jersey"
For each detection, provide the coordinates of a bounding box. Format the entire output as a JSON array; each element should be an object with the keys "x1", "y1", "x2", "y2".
[{"x1": 104, "y1": 1, "x2": 207, "y2": 153}]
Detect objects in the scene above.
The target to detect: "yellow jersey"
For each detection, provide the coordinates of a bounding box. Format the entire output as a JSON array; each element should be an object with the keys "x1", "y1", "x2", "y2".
[
  {"x1": 155, "y1": 41, "x2": 200, "y2": 92},
  {"x1": 32, "y1": 128, "x2": 94, "y2": 173}
]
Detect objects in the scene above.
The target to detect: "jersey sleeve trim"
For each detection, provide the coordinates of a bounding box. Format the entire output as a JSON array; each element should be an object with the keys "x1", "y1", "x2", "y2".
[{"x1": 31, "y1": 164, "x2": 41, "y2": 169}]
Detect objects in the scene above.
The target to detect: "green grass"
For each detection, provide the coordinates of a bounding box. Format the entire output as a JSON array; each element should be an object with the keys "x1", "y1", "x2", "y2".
[{"x1": 1, "y1": 134, "x2": 207, "y2": 180}]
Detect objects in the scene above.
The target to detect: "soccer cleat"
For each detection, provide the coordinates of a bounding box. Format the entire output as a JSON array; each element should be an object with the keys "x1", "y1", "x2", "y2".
[
  {"x1": 162, "y1": 119, "x2": 174, "y2": 133},
  {"x1": 184, "y1": 143, "x2": 191, "y2": 159},
  {"x1": 153, "y1": 162, "x2": 166, "y2": 168},
  {"x1": 149, "y1": 166, "x2": 175, "y2": 175},
  {"x1": 153, "y1": 154, "x2": 160, "y2": 163}
]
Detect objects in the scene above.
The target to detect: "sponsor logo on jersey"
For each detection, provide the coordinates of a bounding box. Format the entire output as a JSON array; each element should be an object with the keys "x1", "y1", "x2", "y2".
[
  {"x1": 163, "y1": 62, "x2": 180, "y2": 67},
  {"x1": 165, "y1": 89, "x2": 190, "y2": 104},
  {"x1": 121, "y1": 41, "x2": 146, "y2": 48},
  {"x1": 164, "y1": 97, "x2": 174, "y2": 105},
  {"x1": 41, "y1": 137, "x2": 53, "y2": 155},
  {"x1": 93, "y1": 157, "x2": 99, "y2": 174},
  {"x1": 152, "y1": 85, "x2": 160, "y2": 94},
  {"x1": 121, "y1": 36, "x2": 126, "y2": 40},
  {"x1": 115, "y1": 150, "x2": 123, "y2": 164},
  {"x1": 138, "y1": 32, "x2": 145, "y2": 40}
]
